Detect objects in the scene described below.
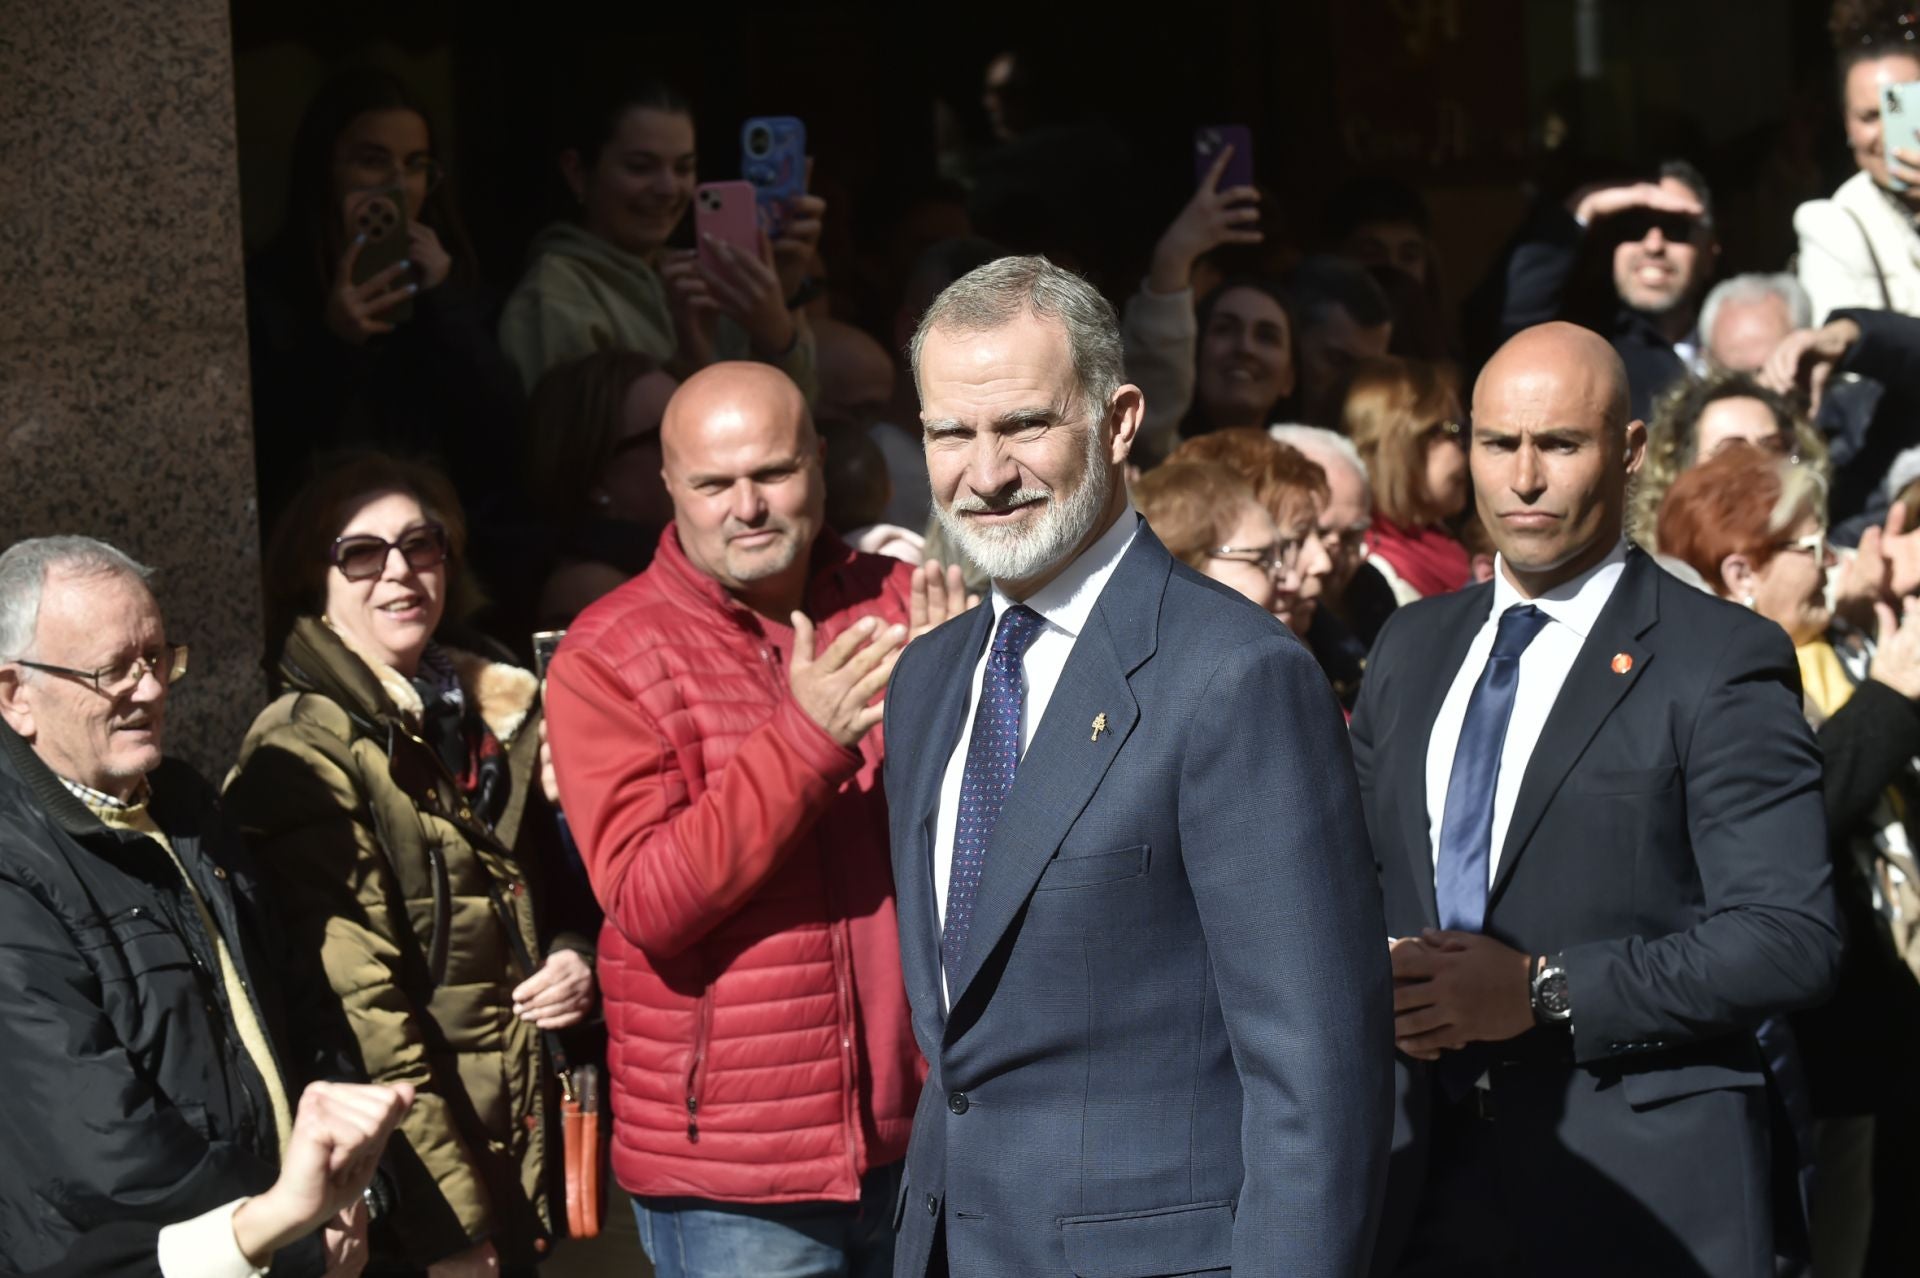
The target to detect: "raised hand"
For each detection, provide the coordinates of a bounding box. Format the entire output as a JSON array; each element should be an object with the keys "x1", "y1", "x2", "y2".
[
  {"x1": 325, "y1": 235, "x2": 416, "y2": 344},
  {"x1": 908, "y1": 559, "x2": 981, "y2": 642},
  {"x1": 789, "y1": 613, "x2": 906, "y2": 747},
  {"x1": 699, "y1": 230, "x2": 798, "y2": 358},
  {"x1": 1759, "y1": 317, "x2": 1861, "y2": 414},
  {"x1": 1565, "y1": 179, "x2": 1704, "y2": 227},
  {"x1": 1146, "y1": 145, "x2": 1263, "y2": 295}
]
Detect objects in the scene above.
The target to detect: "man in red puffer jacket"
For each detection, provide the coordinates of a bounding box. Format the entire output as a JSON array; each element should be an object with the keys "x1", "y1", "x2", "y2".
[{"x1": 546, "y1": 361, "x2": 969, "y2": 1276}]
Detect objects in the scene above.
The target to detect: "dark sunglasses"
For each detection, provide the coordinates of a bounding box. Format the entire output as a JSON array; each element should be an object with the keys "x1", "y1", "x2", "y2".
[
  {"x1": 328, "y1": 523, "x2": 449, "y2": 582},
  {"x1": 1611, "y1": 208, "x2": 1703, "y2": 244}
]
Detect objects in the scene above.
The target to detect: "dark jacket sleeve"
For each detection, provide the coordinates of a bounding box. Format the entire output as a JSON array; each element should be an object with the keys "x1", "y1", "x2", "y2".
[
  {"x1": 1467, "y1": 198, "x2": 1585, "y2": 352},
  {"x1": 1836, "y1": 306, "x2": 1920, "y2": 395},
  {"x1": 0, "y1": 874, "x2": 282, "y2": 1263},
  {"x1": 1179, "y1": 631, "x2": 1394, "y2": 1276},
  {"x1": 1561, "y1": 619, "x2": 1842, "y2": 1062},
  {"x1": 1817, "y1": 677, "x2": 1920, "y2": 835}
]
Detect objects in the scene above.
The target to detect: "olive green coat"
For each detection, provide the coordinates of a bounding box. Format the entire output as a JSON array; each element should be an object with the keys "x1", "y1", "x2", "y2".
[{"x1": 226, "y1": 618, "x2": 578, "y2": 1268}]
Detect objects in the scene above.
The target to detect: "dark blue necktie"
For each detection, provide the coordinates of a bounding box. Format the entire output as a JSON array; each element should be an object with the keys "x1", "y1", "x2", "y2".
[
  {"x1": 1435, "y1": 604, "x2": 1550, "y2": 935},
  {"x1": 944, "y1": 604, "x2": 1044, "y2": 976}
]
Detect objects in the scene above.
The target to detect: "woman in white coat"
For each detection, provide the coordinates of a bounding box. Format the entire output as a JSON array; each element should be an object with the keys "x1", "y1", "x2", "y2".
[{"x1": 1796, "y1": 9, "x2": 1920, "y2": 321}]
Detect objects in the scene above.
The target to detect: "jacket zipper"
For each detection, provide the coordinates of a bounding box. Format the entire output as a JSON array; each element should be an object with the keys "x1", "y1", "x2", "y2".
[{"x1": 685, "y1": 989, "x2": 713, "y2": 1142}]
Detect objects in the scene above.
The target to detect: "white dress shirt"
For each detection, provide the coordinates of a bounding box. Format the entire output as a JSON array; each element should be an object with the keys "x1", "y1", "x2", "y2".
[
  {"x1": 933, "y1": 506, "x2": 1141, "y2": 947},
  {"x1": 1424, "y1": 541, "x2": 1629, "y2": 884}
]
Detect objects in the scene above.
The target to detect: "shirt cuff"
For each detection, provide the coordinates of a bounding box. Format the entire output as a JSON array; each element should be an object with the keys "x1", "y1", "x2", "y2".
[{"x1": 158, "y1": 1198, "x2": 269, "y2": 1278}]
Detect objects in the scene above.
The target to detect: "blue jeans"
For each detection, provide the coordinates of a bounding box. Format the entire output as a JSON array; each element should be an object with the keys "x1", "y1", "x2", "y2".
[{"x1": 634, "y1": 1163, "x2": 901, "y2": 1278}]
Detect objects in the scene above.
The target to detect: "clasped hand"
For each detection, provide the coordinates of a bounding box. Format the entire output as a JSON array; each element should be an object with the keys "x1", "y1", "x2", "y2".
[{"x1": 1390, "y1": 931, "x2": 1535, "y2": 1061}]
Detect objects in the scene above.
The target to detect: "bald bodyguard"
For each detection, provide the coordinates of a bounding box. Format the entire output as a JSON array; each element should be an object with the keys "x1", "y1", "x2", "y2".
[{"x1": 1352, "y1": 322, "x2": 1840, "y2": 1276}]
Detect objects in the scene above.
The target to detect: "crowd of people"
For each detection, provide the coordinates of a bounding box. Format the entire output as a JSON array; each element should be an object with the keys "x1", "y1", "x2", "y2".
[{"x1": 16, "y1": 1, "x2": 1920, "y2": 1275}]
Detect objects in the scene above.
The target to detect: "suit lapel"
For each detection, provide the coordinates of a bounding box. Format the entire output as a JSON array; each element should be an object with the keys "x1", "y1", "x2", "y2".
[
  {"x1": 944, "y1": 533, "x2": 1167, "y2": 1011},
  {"x1": 1397, "y1": 584, "x2": 1492, "y2": 930},
  {"x1": 1489, "y1": 551, "x2": 1659, "y2": 905}
]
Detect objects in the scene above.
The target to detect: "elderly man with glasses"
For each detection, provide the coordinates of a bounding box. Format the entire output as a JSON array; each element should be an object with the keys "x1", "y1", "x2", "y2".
[{"x1": 0, "y1": 536, "x2": 351, "y2": 1277}]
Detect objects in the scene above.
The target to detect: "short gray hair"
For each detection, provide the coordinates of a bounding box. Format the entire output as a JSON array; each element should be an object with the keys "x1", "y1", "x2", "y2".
[
  {"x1": 1699, "y1": 273, "x2": 1812, "y2": 350},
  {"x1": 1269, "y1": 423, "x2": 1369, "y2": 484},
  {"x1": 0, "y1": 536, "x2": 154, "y2": 661},
  {"x1": 909, "y1": 255, "x2": 1125, "y2": 424}
]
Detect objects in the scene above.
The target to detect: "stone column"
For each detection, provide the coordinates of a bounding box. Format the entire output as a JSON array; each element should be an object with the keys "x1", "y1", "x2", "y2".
[{"x1": 0, "y1": 0, "x2": 264, "y2": 777}]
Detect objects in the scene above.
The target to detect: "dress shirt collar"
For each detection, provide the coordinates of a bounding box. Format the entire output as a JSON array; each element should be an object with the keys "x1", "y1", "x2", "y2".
[
  {"x1": 58, "y1": 774, "x2": 150, "y2": 812},
  {"x1": 988, "y1": 502, "x2": 1140, "y2": 640},
  {"x1": 1489, "y1": 539, "x2": 1629, "y2": 641}
]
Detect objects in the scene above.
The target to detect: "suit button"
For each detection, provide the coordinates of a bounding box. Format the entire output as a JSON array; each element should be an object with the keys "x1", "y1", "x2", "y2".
[
  {"x1": 925, "y1": 1193, "x2": 938, "y2": 1216},
  {"x1": 948, "y1": 1091, "x2": 969, "y2": 1114},
  {"x1": 212, "y1": 866, "x2": 228, "y2": 881}
]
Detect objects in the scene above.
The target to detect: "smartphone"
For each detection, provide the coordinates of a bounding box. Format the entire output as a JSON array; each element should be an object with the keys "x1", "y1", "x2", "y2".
[
  {"x1": 740, "y1": 115, "x2": 807, "y2": 236},
  {"x1": 694, "y1": 180, "x2": 762, "y2": 274},
  {"x1": 1884, "y1": 81, "x2": 1920, "y2": 192},
  {"x1": 345, "y1": 185, "x2": 413, "y2": 323},
  {"x1": 1194, "y1": 124, "x2": 1255, "y2": 192},
  {"x1": 531, "y1": 630, "x2": 567, "y2": 682}
]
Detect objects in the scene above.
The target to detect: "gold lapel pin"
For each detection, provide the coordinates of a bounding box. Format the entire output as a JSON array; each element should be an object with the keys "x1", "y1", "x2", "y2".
[
  {"x1": 1611, "y1": 652, "x2": 1634, "y2": 675},
  {"x1": 1091, "y1": 712, "x2": 1109, "y2": 742}
]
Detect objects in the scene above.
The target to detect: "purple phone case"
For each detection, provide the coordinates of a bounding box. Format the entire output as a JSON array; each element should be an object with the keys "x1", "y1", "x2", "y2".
[
  {"x1": 1194, "y1": 124, "x2": 1254, "y2": 191},
  {"x1": 741, "y1": 116, "x2": 807, "y2": 235}
]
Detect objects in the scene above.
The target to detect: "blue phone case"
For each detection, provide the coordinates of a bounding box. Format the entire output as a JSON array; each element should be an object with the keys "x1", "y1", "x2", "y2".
[{"x1": 741, "y1": 116, "x2": 808, "y2": 235}]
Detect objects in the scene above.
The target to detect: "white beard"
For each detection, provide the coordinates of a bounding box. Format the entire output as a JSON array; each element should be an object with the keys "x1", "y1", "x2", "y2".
[{"x1": 934, "y1": 428, "x2": 1111, "y2": 583}]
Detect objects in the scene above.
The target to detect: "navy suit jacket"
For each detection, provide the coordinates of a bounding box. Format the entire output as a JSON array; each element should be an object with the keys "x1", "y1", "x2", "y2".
[
  {"x1": 884, "y1": 524, "x2": 1394, "y2": 1277},
  {"x1": 1350, "y1": 549, "x2": 1842, "y2": 1277}
]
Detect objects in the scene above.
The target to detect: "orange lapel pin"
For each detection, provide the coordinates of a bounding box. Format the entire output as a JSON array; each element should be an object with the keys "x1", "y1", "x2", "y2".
[{"x1": 1610, "y1": 653, "x2": 1633, "y2": 675}]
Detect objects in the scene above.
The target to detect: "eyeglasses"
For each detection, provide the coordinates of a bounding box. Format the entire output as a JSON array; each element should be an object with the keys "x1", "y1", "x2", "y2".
[
  {"x1": 1211, "y1": 538, "x2": 1304, "y2": 576},
  {"x1": 1774, "y1": 531, "x2": 1829, "y2": 558},
  {"x1": 1320, "y1": 526, "x2": 1369, "y2": 557},
  {"x1": 329, "y1": 523, "x2": 450, "y2": 582},
  {"x1": 13, "y1": 643, "x2": 189, "y2": 696}
]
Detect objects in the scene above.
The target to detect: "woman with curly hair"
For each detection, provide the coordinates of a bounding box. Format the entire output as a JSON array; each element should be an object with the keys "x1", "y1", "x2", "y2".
[{"x1": 1628, "y1": 370, "x2": 1828, "y2": 549}]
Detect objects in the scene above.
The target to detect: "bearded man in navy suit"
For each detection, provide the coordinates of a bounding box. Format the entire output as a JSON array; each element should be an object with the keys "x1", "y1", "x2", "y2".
[{"x1": 882, "y1": 255, "x2": 1393, "y2": 1278}]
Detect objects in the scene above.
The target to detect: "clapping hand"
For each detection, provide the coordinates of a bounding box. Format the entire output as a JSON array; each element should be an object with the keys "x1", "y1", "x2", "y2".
[
  {"x1": 909, "y1": 560, "x2": 981, "y2": 642},
  {"x1": 789, "y1": 614, "x2": 906, "y2": 748}
]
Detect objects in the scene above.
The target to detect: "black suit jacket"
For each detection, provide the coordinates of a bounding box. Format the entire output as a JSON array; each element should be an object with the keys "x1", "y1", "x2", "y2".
[
  {"x1": 884, "y1": 525, "x2": 1394, "y2": 1277},
  {"x1": 1349, "y1": 549, "x2": 1841, "y2": 1277}
]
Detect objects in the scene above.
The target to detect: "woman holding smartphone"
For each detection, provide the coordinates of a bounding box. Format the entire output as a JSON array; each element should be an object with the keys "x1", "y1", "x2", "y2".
[
  {"x1": 246, "y1": 69, "x2": 525, "y2": 544},
  {"x1": 226, "y1": 453, "x2": 599, "y2": 1278},
  {"x1": 1796, "y1": 2, "x2": 1920, "y2": 321},
  {"x1": 497, "y1": 77, "x2": 825, "y2": 397}
]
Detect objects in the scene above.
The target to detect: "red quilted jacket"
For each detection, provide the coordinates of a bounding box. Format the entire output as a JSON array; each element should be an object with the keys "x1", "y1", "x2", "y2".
[{"x1": 545, "y1": 526, "x2": 922, "y2": 1203}]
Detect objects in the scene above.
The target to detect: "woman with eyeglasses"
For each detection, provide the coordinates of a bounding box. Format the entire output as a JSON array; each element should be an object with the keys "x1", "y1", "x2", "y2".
[
  {"x1": 1134, "y1": 460, "x2": 1290, "y2": 620},
  {"x1": 1629, "y1": 370, "x2": 1829, "y2": 551},
  {"x1": 1660, "y1": 442, "x2": 1920, "y2": 1273},
  {"x1": 1342, "y1": 355, "x2": 1472, "y2": 604},
  {"x1": 226, "y1": 454, "x2": 598, "y2": 1277},
  {"x1": 245, "y1": 68, "x2": 525, "y2": 548}
]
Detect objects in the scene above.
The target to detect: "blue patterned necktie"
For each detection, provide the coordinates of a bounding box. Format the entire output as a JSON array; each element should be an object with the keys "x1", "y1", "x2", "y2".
[
  {"x1": 943, "y1": 604, "x2": 1045, "y2": 977},
  {"x1": 1435, "y1": 604, "x2": 1550, "y2": 935}
]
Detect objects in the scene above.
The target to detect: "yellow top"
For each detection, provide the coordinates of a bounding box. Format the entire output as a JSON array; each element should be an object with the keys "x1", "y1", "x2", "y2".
[{"x1": 86, "y1": 797, "x2": 294, "y2": 1156}]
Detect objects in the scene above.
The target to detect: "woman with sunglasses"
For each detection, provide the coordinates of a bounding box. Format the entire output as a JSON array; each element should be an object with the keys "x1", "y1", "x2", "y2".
[
  {"x1": 226, "y1": 454, "x2": 597, "y2": 1277},
  {"x1": 246, "y1": 69, "x2": 525, "y2": 546},
  {"x1": 1660, "y1": 442, "x2": 1920, "y2": 1272},
  {"x1": 1341, "y1": 354, "x2": 1472, "y2": 604}
]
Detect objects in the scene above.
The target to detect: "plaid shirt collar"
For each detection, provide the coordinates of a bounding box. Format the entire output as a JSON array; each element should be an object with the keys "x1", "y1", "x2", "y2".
[{"x1": 57, "y1": 775, "x2": 150, "y2": 812}]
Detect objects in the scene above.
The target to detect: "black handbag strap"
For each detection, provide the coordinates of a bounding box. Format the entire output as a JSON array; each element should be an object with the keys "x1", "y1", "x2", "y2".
[{"x1": 485, "y1": 882, "x2": 576, "y2": 1095}]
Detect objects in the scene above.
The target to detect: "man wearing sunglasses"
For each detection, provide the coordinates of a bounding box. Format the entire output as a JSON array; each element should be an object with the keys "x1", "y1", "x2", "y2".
[
  {"x1": 1474, "y1": 159, "x2": 1722, "y2": 422},
  {"x1": 0, "y1": 536, "x2": 350, "y2": 1276}
]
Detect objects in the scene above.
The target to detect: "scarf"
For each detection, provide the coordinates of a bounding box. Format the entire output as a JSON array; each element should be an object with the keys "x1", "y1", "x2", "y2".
[{"x1": 1366, "y1": 516, "x2": 1471, "y2": 600}]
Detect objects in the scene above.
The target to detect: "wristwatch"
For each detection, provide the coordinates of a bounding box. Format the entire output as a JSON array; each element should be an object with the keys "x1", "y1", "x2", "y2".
[{"x1": 1530, "y1": 953, "x2": 1571, "y2": 1025}]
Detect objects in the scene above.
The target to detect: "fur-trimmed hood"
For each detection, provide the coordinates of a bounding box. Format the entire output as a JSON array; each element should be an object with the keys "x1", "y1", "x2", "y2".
[{"x1": 282, "y1": 617, "x2": 539, "y2": 747}]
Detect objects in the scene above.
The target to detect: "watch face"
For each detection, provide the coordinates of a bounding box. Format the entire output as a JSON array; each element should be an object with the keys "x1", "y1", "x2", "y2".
[{"x1": 1540, "y1": 969, "x2": 1571, "y2": 1017}]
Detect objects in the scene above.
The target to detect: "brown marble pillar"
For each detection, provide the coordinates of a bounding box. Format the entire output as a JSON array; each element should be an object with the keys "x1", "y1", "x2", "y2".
[{"x1": 0, "y1": 0, "x2": 264, "y2": 777}]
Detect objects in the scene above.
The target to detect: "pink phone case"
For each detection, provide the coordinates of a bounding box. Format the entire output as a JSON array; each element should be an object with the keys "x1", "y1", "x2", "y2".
[{"x1": 695, "y1": 181, "x2": 761, "y2": 274}]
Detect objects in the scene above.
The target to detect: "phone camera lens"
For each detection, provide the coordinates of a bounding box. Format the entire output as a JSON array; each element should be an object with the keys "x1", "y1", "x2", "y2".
[{"x1": 748, "y1": 126, "x2": 772, "y2": 157}]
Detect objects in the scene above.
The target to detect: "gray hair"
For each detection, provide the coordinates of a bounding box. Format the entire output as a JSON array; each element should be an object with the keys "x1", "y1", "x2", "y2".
[
  {"x1": 0, "y1": 536, "x2": 154, "y2": 662},
  {"x1": 1699, "y1": 273, "x2": 1812, "y2": 350},
  {"x1": 1268, "y1": 423, "x2": 1369, "y2": 484},
  {"x1": 908, "y1": 255, "x2": 1125, "y2": 425}
]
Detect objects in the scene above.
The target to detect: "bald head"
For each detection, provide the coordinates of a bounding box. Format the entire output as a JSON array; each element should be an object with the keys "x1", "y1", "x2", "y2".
[
  {"x1": 661, "y1": 361, "x2": 814, "y2": 468},
  {"x1": 1475, "y1": 322, "x2": 1632, "y2": 441},
  {"x1": 1468, "y1": 322, "x2": 1647, "y2": 596},
  {"x1": 659, "y1": 362, "x2": 825, "y2": 610}
]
